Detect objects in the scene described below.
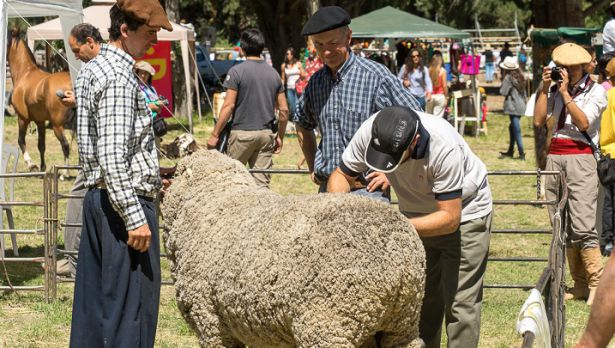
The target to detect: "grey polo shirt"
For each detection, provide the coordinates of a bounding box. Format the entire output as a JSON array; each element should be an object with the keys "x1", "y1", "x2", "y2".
[{"x1": 340, "y1": 112, "x2": 492, "y2": 223}]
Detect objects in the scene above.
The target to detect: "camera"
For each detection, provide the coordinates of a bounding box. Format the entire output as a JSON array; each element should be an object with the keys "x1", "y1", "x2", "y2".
[
  {"x1": 158, "y1": 95, "x2": 170, "y2": 106},
  {"x1": 550, "y1": 66, "x2": 563, "y2": 82}
]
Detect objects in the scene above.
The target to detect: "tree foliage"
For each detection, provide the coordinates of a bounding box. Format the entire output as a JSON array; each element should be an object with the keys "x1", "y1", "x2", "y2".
[{"x1": 174, "y1": 0, "x2": 606, "y2": 71}]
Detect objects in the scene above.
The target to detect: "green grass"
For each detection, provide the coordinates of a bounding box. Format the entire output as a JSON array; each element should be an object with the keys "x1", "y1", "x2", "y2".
[{"x1": 0, "y1": 110, "x2": 602, "y2": 347}]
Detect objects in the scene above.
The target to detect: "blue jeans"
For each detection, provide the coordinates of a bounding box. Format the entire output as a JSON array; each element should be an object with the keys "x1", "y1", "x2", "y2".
[
  {"x1": 507, "y1": 115, "x2": 524, "y2": 155},
  {"x1": 485, "y1": 62, "x2": 495, "y2": 82},
  {"x1": 286, "y1": 88, "x2": 298, "y2": 117},
  {"x1": 414, "y1": 96, "x2": 426, "y2": 111}
]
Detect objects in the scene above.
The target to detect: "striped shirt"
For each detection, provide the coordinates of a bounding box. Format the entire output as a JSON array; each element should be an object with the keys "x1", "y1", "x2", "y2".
[
  {"x1": 76, "y1": 44, "x2": 161, "y2": 230},
  {"x1": 293, "y1": 52, "x2": 421, "y2": 179}
]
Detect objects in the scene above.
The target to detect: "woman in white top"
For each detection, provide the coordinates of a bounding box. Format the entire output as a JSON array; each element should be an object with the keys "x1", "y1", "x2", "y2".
[
  {"x1": 398, "y1": 48, "x2": 432, "y2": 110},
  {"x1": 281, "y1": 47, "x2": 305, "y2": 118}
]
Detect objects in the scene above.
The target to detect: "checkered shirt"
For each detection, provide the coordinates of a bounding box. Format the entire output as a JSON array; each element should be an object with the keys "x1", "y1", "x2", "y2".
[
  {"x1": 76, "y1": 44, "x2": 161, "y2": 230},
  {"x1": 293, "y1": 52, "x2": 421, "y2": 179}
]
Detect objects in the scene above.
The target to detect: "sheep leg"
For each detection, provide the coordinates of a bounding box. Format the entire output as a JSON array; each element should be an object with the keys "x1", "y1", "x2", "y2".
[
  {"x1": 377, "y1": 334, "x2": 425, "y2": 348},
  {"x1": 292, "y1": 314, "x2": 355, "y2": 348},
  {"x1": 180, "y1": 295, "x2": 243, "y2": 348}
]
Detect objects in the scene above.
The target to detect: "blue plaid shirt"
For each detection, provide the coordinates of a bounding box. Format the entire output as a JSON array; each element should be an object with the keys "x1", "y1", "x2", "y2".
[{"x1": 294, "y1": 52, "x2": 421, "y2": 179}]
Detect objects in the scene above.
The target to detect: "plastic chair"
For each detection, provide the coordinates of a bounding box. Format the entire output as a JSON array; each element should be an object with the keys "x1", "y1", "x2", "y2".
[{"x1": 0, "y1": 144, "x2": 19, "y2": 258}]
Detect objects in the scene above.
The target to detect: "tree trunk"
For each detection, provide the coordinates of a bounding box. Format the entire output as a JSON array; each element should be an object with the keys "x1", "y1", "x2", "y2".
[
  {"x1": 531, "y1": 0, "x2": 583, "y2": 27},
  {"x1": 251, "y1": 0, "x2": 308, "y2": 73},
  {"x1": 165, "y1": 0, "x2": 179, "y2": 23},
  {"x1": 306, "y1": 0, "x2": 320, "y2": 15}
]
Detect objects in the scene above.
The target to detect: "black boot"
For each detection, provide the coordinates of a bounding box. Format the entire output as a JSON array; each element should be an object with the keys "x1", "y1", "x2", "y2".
[
  {"x1": 499, "y1": 151, "x2": 514, "y2": 159},
  {"x1": 518, "y1": 152, "x2": 526, "y2": 160}
]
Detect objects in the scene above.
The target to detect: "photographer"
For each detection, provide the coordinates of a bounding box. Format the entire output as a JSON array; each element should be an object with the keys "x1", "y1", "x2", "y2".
[{"x1": 534, "y1": 43, "x2": 607, "y2": 306}]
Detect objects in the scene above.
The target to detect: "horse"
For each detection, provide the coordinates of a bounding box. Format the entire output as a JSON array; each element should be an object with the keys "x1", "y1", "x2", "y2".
[{"x1": 6, "y1": 30, "x2": 73, "y2": 172}]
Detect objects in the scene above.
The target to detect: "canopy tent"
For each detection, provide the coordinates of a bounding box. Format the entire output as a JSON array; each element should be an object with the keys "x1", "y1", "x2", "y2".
[
  {"x1": 350, "y1": 6, "x2": 470, "y2": 39},
  {"x1": 1, "y1": 0, "x2": 83, "y2": 169},
  {"x1": 26, "y1": 0, "x2": 200, "y2": 127}
]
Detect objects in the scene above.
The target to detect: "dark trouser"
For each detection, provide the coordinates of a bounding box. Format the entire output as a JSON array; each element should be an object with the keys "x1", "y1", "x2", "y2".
[
  {"x1": 603, "y1": 185, "x2": 614, "y2": 244},
  {"x1": 419, "y1": 213, "x2": 492, "y2": 348},
  {"x1": 507, "y1": 115, "x2": 524, "y2": 155},
  {"x1": 70, "y1": 188, "x2": 161, "y2": 348},
  {"x1": 64, "y1": 172, "x2": 87, "y2": 276}
]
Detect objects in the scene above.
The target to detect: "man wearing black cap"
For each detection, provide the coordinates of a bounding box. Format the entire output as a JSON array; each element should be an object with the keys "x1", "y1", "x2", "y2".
[
  {"x1": 328, "y1": 106, "x2": 493, "y2": 348},
  {"x1": 69, "y1": 0, "x2": 172, "y2": 346},
  {"x1": 294, "y1": 6, "x2": 421, "y2": 201}
]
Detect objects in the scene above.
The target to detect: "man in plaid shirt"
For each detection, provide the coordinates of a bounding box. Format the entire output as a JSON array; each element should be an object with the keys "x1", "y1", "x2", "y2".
[
  {"x1": 295, "y1": 6, "x2": 421, "y2": 201},
  {"x1": 69, "y1": 0, "x2": 172, "y2": 346}
]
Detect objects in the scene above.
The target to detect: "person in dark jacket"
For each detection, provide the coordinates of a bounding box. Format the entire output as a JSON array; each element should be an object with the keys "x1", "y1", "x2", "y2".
[{"x1": 499, "y1": 56, "x2": 527, "y2": 160}]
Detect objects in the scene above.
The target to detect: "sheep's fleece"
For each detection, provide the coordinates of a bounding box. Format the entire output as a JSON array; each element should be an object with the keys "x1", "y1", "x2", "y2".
[{"x1": 162, "y1": 149, "x2": 426, "y2": 348}]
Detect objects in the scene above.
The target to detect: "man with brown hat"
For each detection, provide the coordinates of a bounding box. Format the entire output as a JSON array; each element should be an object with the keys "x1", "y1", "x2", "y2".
[
  {"x1": 69, "y1": 0, "x2": 172, "y2": 346},
  {"x1": 534, "y1": 42, "x2": 607, "y2": 306},
  {"x1": 294, "y1": 6, "x2": 421, "y2": 202}
]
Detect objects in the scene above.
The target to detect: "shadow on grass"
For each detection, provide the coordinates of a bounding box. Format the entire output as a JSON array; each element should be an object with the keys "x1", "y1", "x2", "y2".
[{"x1": 0, "y1": 244, "x2": 46, "y2": 289}]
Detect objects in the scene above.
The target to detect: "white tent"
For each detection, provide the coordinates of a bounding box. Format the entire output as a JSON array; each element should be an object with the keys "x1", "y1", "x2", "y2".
[
  {"x1": 1, "y1": 0, "x2": 83, "y2": 168},
  {"x1": 26, "y1": 0, "x2": 200, "y2": 129}
]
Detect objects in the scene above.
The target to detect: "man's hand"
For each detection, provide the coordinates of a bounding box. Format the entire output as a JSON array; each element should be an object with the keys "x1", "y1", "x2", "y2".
[
  {"x1": 127, "y1": 223, "x2": 152, "y2": 253},
  {"x1": 206, "y1": 135, "x2": 219, "y2": 150},
  {"x1": 60, "y1": 91, "x2": 76, "y2": 108},
  {"x1": 310, "y1": 172, "x2": 322, "y2": 185},
  {"x1": 273, "y1": 136, "x2": 283, "y2": 154},
  {"x1": 558, "y1": 68, "x2": 570, "y2": 96},
  {"x1": 542, "y1": 66, "x2": 553, "y2": 93},
  {"x1": 366, "y1": 171, "x2": 390, "y2": 192},
  {"x1": 160, "y1": 178, "x2": 173, "y2": 197}
]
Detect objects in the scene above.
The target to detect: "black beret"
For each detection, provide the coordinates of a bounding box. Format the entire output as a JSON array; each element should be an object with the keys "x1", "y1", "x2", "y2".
[{"x1": 301, "y1": 6, "x2": 351, "y2": 36}]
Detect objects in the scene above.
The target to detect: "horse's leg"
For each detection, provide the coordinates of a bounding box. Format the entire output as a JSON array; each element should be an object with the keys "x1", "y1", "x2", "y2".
[
  {"x1": 36, "y1": 122, "x2": 46, "y2": 172},
  {"x1": 17, "y1": 118, "x2": 37, "y2": 171},
  {"x1": 52, "y1": 125, "x2": 70, "y2": 179}
]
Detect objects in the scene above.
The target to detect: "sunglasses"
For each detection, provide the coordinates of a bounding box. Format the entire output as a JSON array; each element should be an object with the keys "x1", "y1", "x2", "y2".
[{"x1": 412, "y1": 54, "x2": 420, "y2": 58}]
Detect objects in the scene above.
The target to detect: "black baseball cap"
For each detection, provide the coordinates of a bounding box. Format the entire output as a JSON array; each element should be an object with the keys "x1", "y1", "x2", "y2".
[
  {"x1": 364, "y1": 106, "x2": 420, "y2": 173},
  {"x1": 301, "y1": 6, "x2": 351, "y2": 36}
]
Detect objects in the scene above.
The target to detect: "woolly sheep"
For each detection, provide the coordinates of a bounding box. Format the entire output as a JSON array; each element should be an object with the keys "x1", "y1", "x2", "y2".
[{"x1": 162, "y1": 149, "x2": 426, "y2": 348}]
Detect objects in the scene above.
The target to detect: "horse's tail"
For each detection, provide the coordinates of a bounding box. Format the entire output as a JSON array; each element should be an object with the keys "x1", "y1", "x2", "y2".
[{"x1": 63, "y1": 106, "x2": 77, "y2": 131}]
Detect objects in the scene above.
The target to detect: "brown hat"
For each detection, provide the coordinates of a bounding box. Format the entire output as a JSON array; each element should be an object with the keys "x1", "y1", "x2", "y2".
[
  {"x1": 116, "y1": 0, "x2": 173, "y2": 32},
  {"x1": 552, "y1": 43, "x2": 591, "y2": 66}
]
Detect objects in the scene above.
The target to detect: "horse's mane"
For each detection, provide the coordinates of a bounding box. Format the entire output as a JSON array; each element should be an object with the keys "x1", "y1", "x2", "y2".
[{"x1": 8, "y1": 29, "x2": 52, "y2": 73}]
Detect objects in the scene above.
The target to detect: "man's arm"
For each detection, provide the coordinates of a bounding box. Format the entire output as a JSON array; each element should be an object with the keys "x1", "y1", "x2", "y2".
[
  {"x1": 206, "y1": 89, "x2": 237, "y2": 149},
  {"x1": 274, "y1": 91, "x2": 289, "y2": 154},
  {"x1": 96, "y1": 80, "x2": 150, "y2": 252},
  {"x1": 576, "y1": 254, "x2": 615, "y2": 348},
  {"x1": 327, "y1": 167, "x2": 355, "y2": 193},
  {"x1": 296, "y1": 125, "x2": 317, "y2": 172},
  {"x1": 409, "y1": 197, "x2": 462, "y2": 237},
  {"x1": 533, "y1": 67, "x2": 552, "y2": 128}
]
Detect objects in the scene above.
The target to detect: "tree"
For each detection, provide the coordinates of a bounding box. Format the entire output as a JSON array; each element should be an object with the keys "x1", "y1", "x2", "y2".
[{"x1": 531, "y1": 0, "x2": 584, "y2": 27}]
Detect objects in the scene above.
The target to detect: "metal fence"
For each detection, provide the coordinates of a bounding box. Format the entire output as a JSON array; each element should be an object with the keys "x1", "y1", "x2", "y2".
[
  {"x1": 0, "y1": 171, "x2": 50, "y2": 300},
  {"x1": 1, "y1": 164, "x2": 567, "y2": 342}
]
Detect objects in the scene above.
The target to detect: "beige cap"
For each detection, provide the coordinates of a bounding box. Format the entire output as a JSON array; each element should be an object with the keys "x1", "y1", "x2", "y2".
[
  {"x1": 552, "y1": 43, "x2": 592, "y2": 66},
  {"x1": 116, "y1": 0, "x2": 173, "y2": 32},
  {"x1": 135, "y1": 60, "x2": 156, "y2": 76}
]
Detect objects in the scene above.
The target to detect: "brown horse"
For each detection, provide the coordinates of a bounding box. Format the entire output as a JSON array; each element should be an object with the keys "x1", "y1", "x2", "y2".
[{"x1": 7, "y1": 30, "x2": 72, "y2": 172}]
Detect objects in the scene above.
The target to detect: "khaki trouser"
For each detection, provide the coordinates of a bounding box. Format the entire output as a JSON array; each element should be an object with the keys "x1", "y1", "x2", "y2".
[
  {"x1": 227, "y1": 129, "x2": 275, "y2": 188},
  {"x1": 419, "y1": 213, "x2": 492, "y2": 348},
  {"x1": 426, "y1": 94, "x2": 447, "y2": 118},
  {"x1": 545, "y1": 154, "x2": 599, "y2": 249}
]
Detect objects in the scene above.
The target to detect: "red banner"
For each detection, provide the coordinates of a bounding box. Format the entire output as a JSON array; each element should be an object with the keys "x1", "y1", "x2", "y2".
[{"x1": 141, "y1": 41, "x2": 173, "y2": 118}]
